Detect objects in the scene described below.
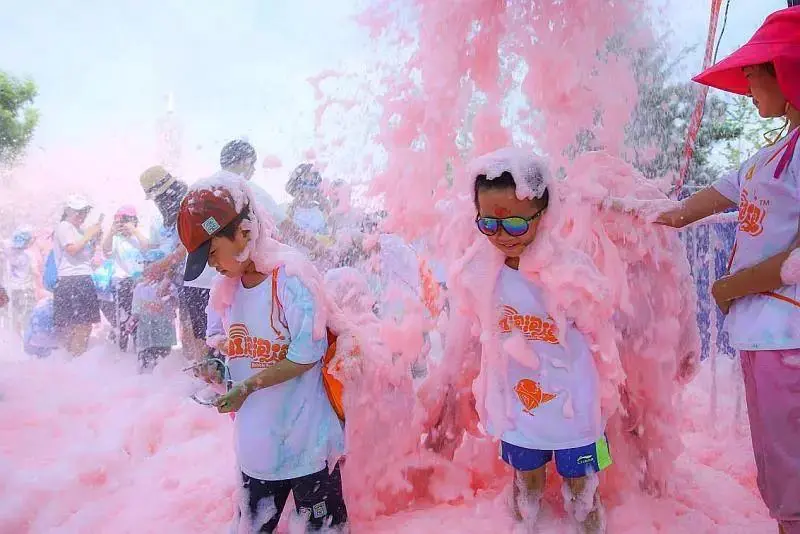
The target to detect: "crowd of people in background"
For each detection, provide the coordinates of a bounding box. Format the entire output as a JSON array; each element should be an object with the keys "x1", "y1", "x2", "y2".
[
  {"x1": 0, "y1": 7, "x2": 798, "y2": 534},
  {"x1": 0, "y1": 138, "x2": 444, "y2": 376}
]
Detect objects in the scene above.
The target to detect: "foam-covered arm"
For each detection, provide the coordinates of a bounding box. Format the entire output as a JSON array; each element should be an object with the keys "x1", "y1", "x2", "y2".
[
  {"x1": 237, "y1": 272, "x2": 326, "y2": 394},
  {"x1": 242, "y1": 358, "x2": 315, "y2": 393},
  {"x1": 419, "y1": 309, "x2": 482, "y2": 457}
]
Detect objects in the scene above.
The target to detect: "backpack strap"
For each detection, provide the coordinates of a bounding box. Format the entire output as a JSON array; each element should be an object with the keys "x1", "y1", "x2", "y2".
[{"x1": 270, "y1": 267, "x2": 288, "y2": 340}]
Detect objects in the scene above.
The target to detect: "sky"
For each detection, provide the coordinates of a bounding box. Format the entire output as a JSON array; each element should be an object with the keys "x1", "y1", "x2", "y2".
[{"x1": 0, "y1": 0, "x2": 789, "y2": 203}]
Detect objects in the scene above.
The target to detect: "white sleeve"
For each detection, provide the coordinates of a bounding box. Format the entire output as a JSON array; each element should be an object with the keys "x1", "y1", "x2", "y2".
[
  {"x1": 206, "y1": 305, "x2": 224, "y2": 339},
  {"x1": 250, "y1": 183, "x2": 287, "y2": 224},
  {"x1": 55, "y1": 222, "x2": 79, "y2": 248},
  {"x1": 712, "y1": 167, "x2": 740, "y2": 204},
  {"x1": 278, "y1": 270, "x2": 327, "y2": 365}
]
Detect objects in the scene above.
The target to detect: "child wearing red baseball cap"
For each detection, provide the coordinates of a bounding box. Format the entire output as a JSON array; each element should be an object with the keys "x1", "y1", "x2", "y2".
[
  {"x1": 652, "y1": 7, "x2": 800, "y2": 533},
  {"x1": 177, "y1": 173, "x2": 347, "y2": 533}
]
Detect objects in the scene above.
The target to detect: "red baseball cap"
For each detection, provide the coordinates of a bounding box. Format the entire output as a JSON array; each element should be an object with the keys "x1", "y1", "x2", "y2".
[
  {"x1": 693, "y1": 7, "x2": 800, "y2": 110},
  {"x1": 177, "y1": 187, "x2": 242, "y2": 282}
]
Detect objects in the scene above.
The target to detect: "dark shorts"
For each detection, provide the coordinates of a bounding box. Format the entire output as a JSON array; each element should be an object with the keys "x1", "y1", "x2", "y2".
[
  {"x1": 179, "y1": 286, "x2": 209, "y2": 340},
  {"x1": 53, "y1": 275, "x2": 101, "y2": 328},
  {"x1": 501, "y1": 436, "x2": 613, "y2": 478},
  {"x1": 240, "y1": 463, "x2": 348, "y2": 533}
]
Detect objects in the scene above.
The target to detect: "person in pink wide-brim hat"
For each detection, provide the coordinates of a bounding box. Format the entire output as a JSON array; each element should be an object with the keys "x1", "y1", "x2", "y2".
[{"x1": 643, "y1": 7, "x2": 800, "y2": 534}]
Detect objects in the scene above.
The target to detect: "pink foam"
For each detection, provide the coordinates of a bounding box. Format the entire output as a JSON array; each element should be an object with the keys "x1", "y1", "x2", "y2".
[
  {"x1": 0, "y1": 0, "x2": 779, "y2": 532},
  {"x1": 320, "y1": 0, "x2": 727, "y2": 525},
  {"x1": 0, "y1": 344, "x2": 773, "y2": 532},
  {"x1": 261, "y1": 154, "x2": 283, "y2": 169}
]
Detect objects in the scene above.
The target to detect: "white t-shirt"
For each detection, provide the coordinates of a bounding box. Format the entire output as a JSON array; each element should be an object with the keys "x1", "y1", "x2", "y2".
[
  {"x1": 484, "y1": 267, "x2": 603, "y2": 451},
  {"x1": 54, "y1": 221, "x2": 95, "y2": 277},
  {"x1": 292, "y1": 206, "x2": 327, "y2": 235},
  {"x1": 182, "y1": 264, "x2": 217, "y2": 290},
  {"x1": 226, "y1": 267, "x2": 344, "y2": 481},
  {"x1": 111, "y1": 235, "x2": 144, "y2": 280},
  {"x1": 150, "y1": 222, "x2": 180, "y2": 256},
  {"x1": 712, "y1": 132, "x2": 800, "y2": 351},
  {"x1": 147, "y1": 218, "x2": 214, "y2": 290},
  {"x1": 248, "y1": 180, "x2": 288, "y2": 224}
]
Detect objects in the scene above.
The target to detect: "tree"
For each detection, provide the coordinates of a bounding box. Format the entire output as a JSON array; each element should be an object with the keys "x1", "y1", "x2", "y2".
[
  {"x1": 626, "y1": 45, "x2": 742, "y2": 191},
  {"x1": 720, "y1": 95, "x2": 783, "y2": 169},
  {"x1": 0, "y1": 71, "x2": 39, "y2": 163}
]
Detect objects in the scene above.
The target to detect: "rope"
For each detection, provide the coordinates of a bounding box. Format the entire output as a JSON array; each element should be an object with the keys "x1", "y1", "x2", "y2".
[{"x1": 712, "y1": 0, "x2": 732, "y2": 64}]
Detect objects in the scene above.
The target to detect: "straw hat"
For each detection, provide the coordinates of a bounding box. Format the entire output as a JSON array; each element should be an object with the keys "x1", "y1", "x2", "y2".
[{"x1": 139, "y1": 165, "x2": 177, "y2": 199}]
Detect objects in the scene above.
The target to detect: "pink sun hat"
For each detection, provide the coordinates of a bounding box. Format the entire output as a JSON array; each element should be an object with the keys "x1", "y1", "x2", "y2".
[
  {"x1": 114, "y1": 205, "x2": 138, "y2": 220},
  {"x1": 692, "y1": 6, "x2": 800, "y2": 110}
]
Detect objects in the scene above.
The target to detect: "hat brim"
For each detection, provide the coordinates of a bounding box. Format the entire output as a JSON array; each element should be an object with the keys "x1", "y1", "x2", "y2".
[
  {"x1": 184, "y1": 240, "x2": 211, "y2": 282},
  {"x1": 145, "y1": 177, "x2": 177, "y2": 200},
  {"x1": 692, "y1": 42, "x2": 793, "y2": 95}
]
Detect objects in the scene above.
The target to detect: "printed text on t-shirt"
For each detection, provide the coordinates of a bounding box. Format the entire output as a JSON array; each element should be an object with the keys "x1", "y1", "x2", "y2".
[
  {"x1": 739, "y1": 188, "x2": 768, "y2": 237},
  {"x1": 498, "y1": 305, "x2": 560, "y2": 344},
  {"x1": 227, "y1": 323, "x2": 289, "y2": 368}
]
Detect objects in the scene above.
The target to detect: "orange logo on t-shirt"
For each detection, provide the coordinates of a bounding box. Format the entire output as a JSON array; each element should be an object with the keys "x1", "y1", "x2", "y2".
[
  {"x1": 228, "y1": 323, "x2": 289, "y2": 369},
  {"x1": 498, "y1": 306, "x2": 560, "y2": 344},
  {"x1": 514, "y1": 379, "x2": 556, "y2": 415},
  {"x1": 739, "y1": 189, "x2": 766, "y2": 237}
]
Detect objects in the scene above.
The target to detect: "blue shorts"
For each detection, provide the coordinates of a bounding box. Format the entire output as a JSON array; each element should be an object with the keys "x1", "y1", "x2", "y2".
[{"x1": 500, "y1": 436, "x2": 613, "y2": 479}]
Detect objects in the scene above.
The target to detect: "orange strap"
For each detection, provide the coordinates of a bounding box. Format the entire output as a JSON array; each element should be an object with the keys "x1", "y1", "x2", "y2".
[
  {"x1": 726, "y1": 242, "x2": 738, "y2": 273},
  {"x1": 269, "y1": 267, "x2": 344, "y2": 420},
  {"x1": 270, "y1": 267, "x2": 287, "y2": 339},
  {"x1": 764, "y1": 291, "x2": 800, "y2": 309}
]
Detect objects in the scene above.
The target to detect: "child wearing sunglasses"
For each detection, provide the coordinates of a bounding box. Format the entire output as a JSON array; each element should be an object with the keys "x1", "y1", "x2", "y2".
[{"x1": 452, "y1": 147, "x2": 608, "y2": 532}]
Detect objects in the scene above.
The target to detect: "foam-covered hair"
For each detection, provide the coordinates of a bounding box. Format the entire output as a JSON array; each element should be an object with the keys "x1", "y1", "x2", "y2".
[
  {"x1": 468, "y1": 146, "x2": 550, "y2": 200},
  {"x1": 190, "y1": 170, "x2": 342, "y2": 341},
  {"x1": 219, "y1": 139, "x2": 256, "y2": 168}
]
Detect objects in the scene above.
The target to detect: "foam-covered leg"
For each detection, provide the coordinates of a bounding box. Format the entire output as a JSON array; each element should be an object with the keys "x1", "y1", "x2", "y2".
[
  {"x1": 561, "y1": 473, "x2": 605, "y2": 534},
  {"x1": 510, "y1": 470, "x2": 544, "y2": 529}
]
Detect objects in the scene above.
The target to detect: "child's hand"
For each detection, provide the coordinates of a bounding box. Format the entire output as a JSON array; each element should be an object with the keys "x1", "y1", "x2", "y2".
[
  {"x1": 711, "y1": 278, "x2": 733, "y2": 314},
  {"x1": 195, "y1": 359, "x2": 224, "y2": 385},
  {"x1": 121, "y1": 222, "x2": 136, "y2": 236},
  {"x1": 215, "y1": 383, "x2": 249, "y2": 413},
  {"x1": 86, "y1": 222, "x2": 103, "y2": 239},
  {"x1": 603, "y1": 197, "x2": 683, "y2": 226},
  {"x1": 212, "y1": 336, "x2": 229, "y2": 356}
]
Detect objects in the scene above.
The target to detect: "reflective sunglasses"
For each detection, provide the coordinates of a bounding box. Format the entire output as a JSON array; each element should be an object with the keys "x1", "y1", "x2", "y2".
[{"x1": 475, "y1": 208, "x2": 546, "y2": 237}]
